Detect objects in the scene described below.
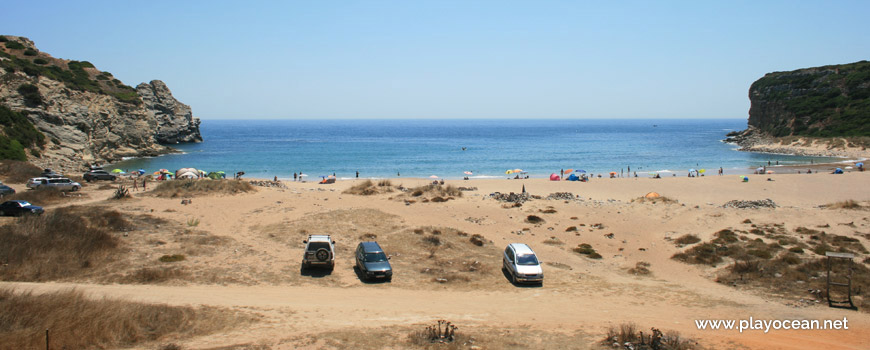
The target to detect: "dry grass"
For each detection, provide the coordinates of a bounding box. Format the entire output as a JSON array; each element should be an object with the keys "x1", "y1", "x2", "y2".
[
  {"x1": 602, "y1": 323, "x2": 698, "y2": 350},
  {"x1": 628, "y1": 261, "x2": 652, "y2": 276},
  {"x1": 674, "y1": 234, "x2": 701, "y2": 245},
  {"x1": 0, "y1": 160, "x2": 42, "y2": 183},
  {"x1": 152, "y1": 179, "x2": 255, "y2": 198},
  {"x1": 343, "y1": 180, "x2": 394, "y2": 196},
  {"x1": 5, "y1": 187, "x2": 86, "y2": 205},
  {"x1": 0, "y1": 206, "x2": 129, "y2": 281},
  {"x1": 573, "y1": 243, "x2": 602, "y2": 259},
  {"x1": 390, "y1": 226, "x2": 501, "y2": 287},
  {"x1": 400, "y1": 184, "x2": 463, "y2": 201},
  {"x1": 0, "y1": 288, "x2": 252, "y2": 349},
  {"x1": 631, "y1": 195, "x2": 678, "y2": 204},
  {"x1": 823, "y1": 200, "x2": 865, "y2": 210}
]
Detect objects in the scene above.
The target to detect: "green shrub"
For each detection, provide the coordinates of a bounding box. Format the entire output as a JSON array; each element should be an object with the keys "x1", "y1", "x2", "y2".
[
  {"x1": 17, "y1": 84, "x2": 43, "y2": 107},
  {"x1": 23, "y1": 49, "x2": 37, "y2": 56},
  {"x1": 4, "y1": 41, "x2": 25, "y2": 50},
  {"x1": 0, "y1": 105, "x2": 45, "y2": 149},
  {"x1": 158, "y1": 254, "x2": 186, "y2": 263},
  {"x1": 0, "y1": 36, "x2": 7, "y2": 42},
  {"x1": 33, "y1": 58, "x2": 48, "y2": 65}
]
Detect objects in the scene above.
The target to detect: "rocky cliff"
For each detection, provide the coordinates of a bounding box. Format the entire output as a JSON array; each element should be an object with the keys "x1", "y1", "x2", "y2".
[
  {"x1": 746, "y1": 60, "x2": 870, "y2": 137},
  {"x1": 725, "y1": 60, "x2": 870, "y2": 157},
  {"x1": 0, "y1": 35, "x2": 201, "y2": 172}
]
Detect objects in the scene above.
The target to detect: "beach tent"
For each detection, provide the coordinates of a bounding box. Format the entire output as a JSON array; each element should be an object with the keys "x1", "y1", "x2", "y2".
[
  {"x1": 645, "y1": 192, "x2": 661, "y2": 198},
  {"x1": 206, "y1": 172, "x2": 223, "y2": 180},
  {"x1": 430, "y1": 175, "x2": 439, "y2": 179},
  {"x1": 740, "y1": 175, "x2": 749, "y2": 182},
  {"x1": 567, "y1": 173, "x2": 580, "y2": 181},
  {"x1": 464, "y1": 171, "x2": 473, "y2": 175},
  {"x1": 549, "y1": 173, "x2": 560, "y2": 181},
  {"x1": 833, "y1": 168, "x2": 844, "y2": 174},
  {"x1": 175, "y1": 168, "x2": 199, "y2": 179},
  {"x1": 111, "y1": 169, "x2": 123, "y2": 173}
]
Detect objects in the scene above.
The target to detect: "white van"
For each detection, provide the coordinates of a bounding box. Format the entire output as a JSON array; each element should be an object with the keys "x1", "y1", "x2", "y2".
[{"x1": 503, "y1": 243, "x2": 544, "y2": 285}]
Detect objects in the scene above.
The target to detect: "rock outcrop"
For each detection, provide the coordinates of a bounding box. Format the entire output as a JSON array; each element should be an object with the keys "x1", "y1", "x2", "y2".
[
  {"x1": 726, "y1": 61, "x2": 870, "y2": 157},
  {"x1": 137, "y1": 80, "x2": 202, "y2": 144},
  {"x1": 0, "y1": 35, "x2": 201, "y2": 172}
]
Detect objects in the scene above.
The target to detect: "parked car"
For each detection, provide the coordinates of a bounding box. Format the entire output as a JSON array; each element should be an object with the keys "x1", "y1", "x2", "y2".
[
  {"x1": 355, "y1": 241, "x2": 393, "y2": 281},
  {"x1": 502, "y1": 243, "x2": 544, "y2": 285},
  {"x1": 26, "y1": 177, "x2": 81, "y2": 191},
  {"x1": 40, "y1": 169, "x2": 64, "y2": 178},
  {"x1": 0, "y1": 200, "x2": 44, "y2": 216},
  {"x1": 302, "y1": 234, "x2": 336, "y2": 271},
  {"x1": 0, "y1": 184, "x2": 15, "y2": 196},
  {"x1": 83, "y1": 169, "x2": 117, "y2": 182}
]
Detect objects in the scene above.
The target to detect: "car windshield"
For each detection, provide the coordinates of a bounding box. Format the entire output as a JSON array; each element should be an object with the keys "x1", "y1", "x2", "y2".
[
  {"x1": 364, "y1": 252, "x2": 388, "y2": 262},
  {"x1": 516, "y1": 254, "x2": 539, "y2": 265},
  {"x1": 307, "y1": 242, "x2": 330, "y2": 251}
]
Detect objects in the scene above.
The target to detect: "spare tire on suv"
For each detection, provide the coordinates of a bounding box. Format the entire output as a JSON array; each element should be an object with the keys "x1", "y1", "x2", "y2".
[{"x1": 302, "y1": 235, "x2": 336, "y2": 272}]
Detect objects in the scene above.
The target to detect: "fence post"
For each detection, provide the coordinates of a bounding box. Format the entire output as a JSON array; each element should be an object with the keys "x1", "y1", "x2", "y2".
[{"x1": 45, "y1": 329, "x2": 49, "y2": 350}]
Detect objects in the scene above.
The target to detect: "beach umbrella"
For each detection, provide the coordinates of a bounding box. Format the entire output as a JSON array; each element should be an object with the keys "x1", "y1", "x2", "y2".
[
  {"x1": 575, "y1": 169, "x2": 586, "y2": 173},
  {"x1": 513, "y1": 169, "x2": 523, "y2": 173},
  {"x1": 856, "y1": 162, "x2": 864, "y2": 167},
  {"x1": 464, "y1": 171, "x2": 473, "y2": 175},
  {"x1": 845, "y1": 166, "x2": 853, "y2": 170},
  {"x1": 609, "y1": 171, "x2": 617, "y2": 175},
  {"x1": 111, "y1": 169, "x2": 123, "y2": 173},
  {"x1": 319, "y1": 175, "x2": 328, "y2": 178},
  {"x1": 299, "y1": 173, "x2": 307, "y2": 177},
  {"x1": 430, "y1": 175, "x2": 439, "y2": 179},
  {"x1": 699, "y1": 169, "x2": 706, "y2": 174},
  {"x1": 564, "y1": 169, "x2": 573, "y2": 174},
  {"x1": 505, "y1": 170, "x2": 514, "y2": 174},
  {"x1": 688, "y1": 168, "x2": 696, "y2": 173}
]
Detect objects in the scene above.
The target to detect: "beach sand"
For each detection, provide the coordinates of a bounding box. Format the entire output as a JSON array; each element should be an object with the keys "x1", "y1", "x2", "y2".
[{"x1": 2, "y1": 172, "x2": 869, "y2": 349}]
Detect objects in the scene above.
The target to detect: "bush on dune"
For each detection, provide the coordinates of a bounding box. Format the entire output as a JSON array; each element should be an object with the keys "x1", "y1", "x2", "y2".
[
  {"x1": 0, "y1": 288, "x2": 247, "y2": 349},
  {"x1": 151, "y1": 179, "x2": 255, "y2": 198},
  {"x1": 343, "y1": 179, "x2": 394, "y2": 196},
  {"x1": 0, "y1": 206, "x2": 128, "y2": 281},
  {"x1": 6, "y1": 187, "x2": 83, "y2": 205}
]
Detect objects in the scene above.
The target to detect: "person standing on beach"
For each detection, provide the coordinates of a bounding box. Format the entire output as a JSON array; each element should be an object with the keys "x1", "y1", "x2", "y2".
[
  {"x1": 560, "y1": 169, "x2": 564, "y2": 178},
  {"x1": 356, "y1": 171, "x2": 359, "y2": 178},
  {"x1": 143, "y1": 177, "x2": 147, "y2": 190},
  {"x1": 293, "y1": 173, "x2": 297, "y2": 181},
  {"x1": 132, "y1": 178, "x2": 138, "y2": 191},
  {"x1": 397, "y1": 171, "x2": 400, "y2": 177},
  {"x1": 718, "y1": 167, "x2": 723, "y2": 175}
]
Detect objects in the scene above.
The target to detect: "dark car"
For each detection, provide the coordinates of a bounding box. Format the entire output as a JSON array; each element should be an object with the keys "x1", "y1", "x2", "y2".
[
  {"x1": 355, "y1": 241, "x2": 393, "y2": 281},
  {"x1": 83, "y1": 170, "x2": 117, "y2": 182},
  {"x1": 40, "y1": 169, "x2": 64, "y2": 179},
  {"x1": 0, "y1": 200, "x2": 44, "y2": 216},
  {"x1": 0, "y1": 184, "x2": 15, "y2": 196}
]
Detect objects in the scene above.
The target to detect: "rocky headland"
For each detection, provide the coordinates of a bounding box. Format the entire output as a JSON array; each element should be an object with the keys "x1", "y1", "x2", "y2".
[
  {"x1": 0, "y1": 35, "x2": 201, "y2": 173},
  {"x1": 727, "y1": 60, "x2": 870, "y2": 159}
]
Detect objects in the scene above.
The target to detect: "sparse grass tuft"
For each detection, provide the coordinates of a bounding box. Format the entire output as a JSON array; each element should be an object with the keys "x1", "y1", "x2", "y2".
[
  {"x1": 0, "y1": 160, "x2": 42, "y2": 183},
  {"x1": 0, "y1": 206, "x2": 129, "y2": 281},
  {"x1": 525, "y1": 215, "x2": 545, "y2": 224},
  {"x1": 602, "y1": 323, "x2": 698, "y2": 350},
  {"x1": 159, "y1": 254, "x2": 186, "y2": 263},
  {"x1": 152, "y1": 179, "x2": 255, "y2": 198},
  {"x1": 573, "y1": 243, "x2": 602, "y2": 259},
  {"x1": 187, "y1": 218, "x2": 200, "y2": 227},
  {"x1": 6, "y1": 187, "x2": 85, "y2": 205},
  {"x1": 628, "y1": 261, "x2": 651, "y2": 275},
  {"x1": 824, "y1": 200, "x2": 865, "y2": 210},
  {"x1": 0, "y1": 288, "x2": 250, "y2": 349},
  {"x1": 674, "y1": 234, "x2": 701, "y2": 245},
  {"x1": 343, "y1": 179, "x2": 394, "y2": 196}
]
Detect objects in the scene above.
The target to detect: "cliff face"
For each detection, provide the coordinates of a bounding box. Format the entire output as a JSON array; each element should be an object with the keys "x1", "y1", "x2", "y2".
[
  {"x1": 747, "y1": 60, "x2": 870, "y2": 137},
  {"x1": 137, "y1": 80, "x2": 202, "y2": 144},
  {"x1": 0, "y1": 35, "x2": 201, "y2": 172}
]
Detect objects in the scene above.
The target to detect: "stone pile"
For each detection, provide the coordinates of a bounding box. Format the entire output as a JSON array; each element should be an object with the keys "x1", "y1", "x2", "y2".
[
  {"x1": 489, "y1": 191, "x2": 531, "y2": 203},
  {"x1": 722, "y1": 199, "x2": 777, "y2": 209},
  {"x1": 546, "y1": 192, "x2": 576, "y2": 200}
]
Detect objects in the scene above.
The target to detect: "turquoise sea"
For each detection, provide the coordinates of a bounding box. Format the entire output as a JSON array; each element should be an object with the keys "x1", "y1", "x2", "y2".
[{"x1": 110, "y1": 119, "x2": 838, "y2": 180}]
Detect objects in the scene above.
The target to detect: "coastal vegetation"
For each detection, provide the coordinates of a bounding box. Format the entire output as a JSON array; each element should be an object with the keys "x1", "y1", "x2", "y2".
[
  {"x1": 0, "y1": 159, "x2": 42, "y2": 182},
  {"x1": 151, "y1": 179, "x2": 255, "y2": 198},
  {"x1": 0, "y1": 42, "x2": 141, "y2": 105},
  {"x1": 0, "y1": 105, "x2": 45, "y2": 161},
  {"x1": 0, "y1": 288, "x2": 250, "y2": 349},
  {"x1": 749, "y1": 60, "x2": 870, "y2": 137},
  {"x1": 343, "y1": 179, "x2": 394, "y2": 195}
]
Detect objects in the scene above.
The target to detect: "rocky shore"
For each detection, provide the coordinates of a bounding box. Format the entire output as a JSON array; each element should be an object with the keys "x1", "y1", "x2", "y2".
[{"x1": 725, "y1": 127, "x2": 868, "y2": 159}]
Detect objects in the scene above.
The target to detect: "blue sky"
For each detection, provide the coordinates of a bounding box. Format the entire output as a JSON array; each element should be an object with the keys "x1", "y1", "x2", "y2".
[{"x1": 3, "y1": 1, "x2": 869, "y2": 119}]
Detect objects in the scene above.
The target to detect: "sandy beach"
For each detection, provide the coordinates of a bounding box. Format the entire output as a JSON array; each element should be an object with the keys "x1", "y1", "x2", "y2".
[{"x1": 1, "y1": 171, "x2": 869, "y2": 349}]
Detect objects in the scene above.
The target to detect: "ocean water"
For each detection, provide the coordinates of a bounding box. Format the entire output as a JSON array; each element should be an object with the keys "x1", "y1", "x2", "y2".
[{"x1": 110, "y1": 119, "x2": 838, "y2": 180}]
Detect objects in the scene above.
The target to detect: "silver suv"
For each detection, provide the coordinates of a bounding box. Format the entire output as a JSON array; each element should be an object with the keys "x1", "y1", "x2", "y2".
[
  {"x1": 302, "y1": 234, "x2": 335, "y2": 271},
  {"x1": 503, "y1": 243, "x2": 544, "y2": 285},
  {"x1": 27, "y1": 177, "x2": 82, "y2": 191}
]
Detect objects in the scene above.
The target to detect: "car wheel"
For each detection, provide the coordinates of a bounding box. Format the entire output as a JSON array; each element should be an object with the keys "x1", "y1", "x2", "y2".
[
  {"x1": 71, "y1": 186, "x2": 80, "y2": 192},
  {"x1": 315, "y1": 248, "x2": 330, "y2": 262},
  {"x1": 0, "y1": 210, "x2": 5, "y2": 216},
  {"x1": 511, "y1": 271, "x2": 518, "y2": 284}
]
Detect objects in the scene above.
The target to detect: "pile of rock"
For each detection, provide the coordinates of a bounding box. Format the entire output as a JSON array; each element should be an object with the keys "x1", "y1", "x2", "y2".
[
  {"x1": 489, "y1": 191, "x2": 531, "y2": 203},
  {"x1": 546, "y1": 192, "x2": 576, "y2": 200},
  {"x1": 248, "y1": 180, "x2": 287, "y2": 189},
  {"x1": 457, "y1": 187, "x2": 478, "y2": 191},
  {"x1": 723, "y1": 199, "x2": 777, "y2": 209}
]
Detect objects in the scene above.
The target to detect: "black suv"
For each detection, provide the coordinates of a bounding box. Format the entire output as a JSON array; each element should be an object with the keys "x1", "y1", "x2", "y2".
[
  {"x1": 83, "y1": 169, "x2": 117, "y2": 182},
  {"x1": 355, "y1": 241, "x2": 393, "y2": 281}
]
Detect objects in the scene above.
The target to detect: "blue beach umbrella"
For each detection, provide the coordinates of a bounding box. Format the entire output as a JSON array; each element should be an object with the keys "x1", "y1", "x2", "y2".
[
  {"x1": 856, "y1": 162, "x2": 864, "y2": 167},
  {"x1": 575, "y1": 169, "x2": 586, "y2": 173}
]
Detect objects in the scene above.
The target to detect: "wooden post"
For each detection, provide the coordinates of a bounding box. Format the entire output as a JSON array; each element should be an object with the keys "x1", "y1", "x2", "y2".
[{"x1": 45, "y1": 329, "x2": 49, "y2": 350}]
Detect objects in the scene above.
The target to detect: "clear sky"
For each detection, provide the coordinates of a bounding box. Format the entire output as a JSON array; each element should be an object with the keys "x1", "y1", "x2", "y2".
[{"x1": 3, "y1": 1, "x2": 869, "y2": 119}]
